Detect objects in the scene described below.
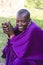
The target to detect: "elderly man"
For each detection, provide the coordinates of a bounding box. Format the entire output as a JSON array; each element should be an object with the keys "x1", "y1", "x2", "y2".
[{"x1": 2, "y1": 9, "x2": 43, "y2": 65}]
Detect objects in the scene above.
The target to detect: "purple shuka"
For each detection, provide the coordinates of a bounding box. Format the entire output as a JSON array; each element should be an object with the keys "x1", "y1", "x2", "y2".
[{"x1": 2, "y1": 20, "x2": 43, "y2": 65}]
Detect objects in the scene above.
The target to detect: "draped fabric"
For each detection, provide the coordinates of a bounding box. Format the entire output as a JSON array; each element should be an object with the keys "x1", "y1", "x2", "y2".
[{"x1": 2, "y1": 20, "x2": 43, "y2": 65}]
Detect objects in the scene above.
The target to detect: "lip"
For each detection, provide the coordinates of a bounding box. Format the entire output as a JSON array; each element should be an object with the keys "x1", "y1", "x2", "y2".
[
  {"x1": 18, "y1": 27, "x2": 23, "y2": 31},
  {"x1": 18, "y1": 27, "x2": 23, "y2": 28}
]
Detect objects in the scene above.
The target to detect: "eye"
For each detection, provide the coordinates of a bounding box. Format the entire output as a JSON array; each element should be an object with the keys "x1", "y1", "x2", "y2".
[
  {"x1": 16, "y1": 20, "x2": 19, "y2": 23},
  {"x1": 21, "y1": 20, "x2": 25, "y2": 23}
]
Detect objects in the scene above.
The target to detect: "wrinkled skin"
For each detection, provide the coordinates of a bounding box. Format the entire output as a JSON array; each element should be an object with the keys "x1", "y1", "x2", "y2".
[
  {"x1": 2, "y1": 22, "x2": 15, "y2": 37},
  {"x1": 16, "y1": 14, "x2": 30, "y2": 31}
]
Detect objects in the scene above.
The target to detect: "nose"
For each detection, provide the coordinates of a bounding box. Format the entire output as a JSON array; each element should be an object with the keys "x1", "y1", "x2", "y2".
[{"x1": 18, "y1": 21, "x2": 22, "y2": 26}]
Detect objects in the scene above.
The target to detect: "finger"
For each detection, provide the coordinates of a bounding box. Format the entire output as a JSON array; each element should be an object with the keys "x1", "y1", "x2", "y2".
[
  {"x1": 4, "y1": 22, "x2": 10, "y2": 27},
  {"x1": 2, "y1": 25, "x2": 7, "y2": 28},
  {"x1": 3, "y1": 27, "x2": 8, "y2": 32},
  {"x1": 2, "y1": 23, "x2": 7, "y2": 28},
  {"x1": 3, "y1": 28, "x2": 8, "y2": 32},
  {"x1": 4, "y1": 21, "x2": 12, "y2": 27},
  {"x1": 3, "y1": 30, "x2": 8, "y2": 34},
  {"x1": 2, "y1": 23, "x2": 8, "y2": 28},
  {"x1": 7, "y1": 21, "x2": 12, "y2": 27},
  {"x1": 2, "y1": 22, "x2": 9, "y2": 27},
  {"x1": 2, "y1": 22, "x2": 7, "y2": 25},
  {"x1": 2, "y1": 22, "x2": 5, "y2": 25}
]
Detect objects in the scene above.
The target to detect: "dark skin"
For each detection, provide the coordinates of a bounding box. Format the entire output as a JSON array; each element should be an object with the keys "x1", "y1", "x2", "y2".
[
  {"x1": 2, "y1": 13, "x2": 30, "y2": 58},
  {"x1": 2, "y1": 14, "x2": 30, "y2": 39},
  {"x1": 16, "y1": 14, "x2": 30, "y2": 31},
  {"x1": 2, "y1": 22, "x2": 15, "y2": 39}
]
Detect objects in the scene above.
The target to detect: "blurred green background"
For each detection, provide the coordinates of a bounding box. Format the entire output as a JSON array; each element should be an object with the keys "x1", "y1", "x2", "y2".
[{"x1": 0, "y1": 0, "x2": 43, "y2": 58}]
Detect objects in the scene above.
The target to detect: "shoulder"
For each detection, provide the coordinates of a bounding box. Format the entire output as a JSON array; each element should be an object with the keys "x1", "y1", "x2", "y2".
[
  {"x1": 30, "y1": 20, "x2": 42, "y2": 31},
  {"x1": 29, "y1": 20, "x2": 43, "y2": 38}
]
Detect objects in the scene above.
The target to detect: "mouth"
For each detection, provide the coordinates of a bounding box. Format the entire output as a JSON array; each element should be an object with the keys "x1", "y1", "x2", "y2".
[
  {"x1": 18, "y1": 27, "x2": 24, "y2": 31},
  {"x1": 18, "y1": 27, "x2": 23, "y2": 28}
]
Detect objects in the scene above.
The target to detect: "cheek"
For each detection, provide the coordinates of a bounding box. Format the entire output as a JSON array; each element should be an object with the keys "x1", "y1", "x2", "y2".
[
  {"x1": 16, "y1": 22, "x2": 28, "y2": 28},
  {"x1": 22, "y1": 22, "x2": 28, "y2": 26},
  {"x1": 16, "y1": 23, "x2": 18, "y2": 27},
  {"x1": 22, "y1": 23, "x2": 26, "y2": 26},
  {"x1": 23, "y1": 23, "x2": 28, "y2": 29},
  {"x1": 22, "y1": 23, "x2": 28, "y2": 27}
]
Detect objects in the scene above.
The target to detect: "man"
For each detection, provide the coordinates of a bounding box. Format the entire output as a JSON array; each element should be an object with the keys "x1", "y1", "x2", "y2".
[{"x1": 2, "y1": 9, "x2": 43, "y2": 65}]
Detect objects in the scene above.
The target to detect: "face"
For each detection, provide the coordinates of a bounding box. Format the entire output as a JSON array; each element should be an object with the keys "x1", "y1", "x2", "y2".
[{"x1": 16, "y1": 15, "x2": 29, "y2": 31}]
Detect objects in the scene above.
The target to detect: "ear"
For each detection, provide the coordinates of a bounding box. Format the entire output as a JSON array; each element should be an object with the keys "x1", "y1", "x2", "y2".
[{"x1": 28, "y1": 18, "x2": 31, "y2": 22}]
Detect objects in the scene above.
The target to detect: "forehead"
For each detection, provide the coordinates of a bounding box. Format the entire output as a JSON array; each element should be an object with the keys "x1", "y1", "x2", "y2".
[
  {"x1": 16, "y1": 14, "x2": 27, "y2": 20},
  {"x1": 16, "y1": 17, "x2": 25, "y2": 21}
]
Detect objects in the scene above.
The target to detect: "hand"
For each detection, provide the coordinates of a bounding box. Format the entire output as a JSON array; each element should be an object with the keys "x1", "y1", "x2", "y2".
[{"x1": 2, "y1": 22, "x2": 15, "y2": 37}]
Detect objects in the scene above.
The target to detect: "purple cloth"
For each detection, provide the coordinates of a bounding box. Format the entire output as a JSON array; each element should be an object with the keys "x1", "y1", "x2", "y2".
[{"x1": 2, "y1": 20, "x2": 43, "y2": 65}]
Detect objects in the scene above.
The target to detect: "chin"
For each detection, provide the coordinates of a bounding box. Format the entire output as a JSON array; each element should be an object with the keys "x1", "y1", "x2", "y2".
[{"x1": 18, "y1": 28, "x2": 24, "y2": 32}]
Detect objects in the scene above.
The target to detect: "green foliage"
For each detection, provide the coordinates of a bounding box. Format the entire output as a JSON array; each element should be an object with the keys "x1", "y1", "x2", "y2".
[
  {"x1": 24, "y1": 0, "x2": 43, "y2": 28},
  {"x1": 24, "y1": 0, "x2": 43, "y2": 8},
  {"x1": 35, "y1": 0, "x2": 43, "y2": 8}
]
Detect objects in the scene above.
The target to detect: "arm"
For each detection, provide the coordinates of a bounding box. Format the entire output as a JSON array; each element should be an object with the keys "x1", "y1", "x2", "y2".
[{"x1": 2, "y1": 22, "x2": 15, "y2": 58}]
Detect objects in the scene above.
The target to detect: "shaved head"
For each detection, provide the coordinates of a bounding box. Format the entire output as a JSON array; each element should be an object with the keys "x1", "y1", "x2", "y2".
[
  {"x1": 16, "y1": 9, "x2": 30, "y2": 19},
  {"x1": 16, "y1": 9, "x2": 31, "y2": 31}
]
